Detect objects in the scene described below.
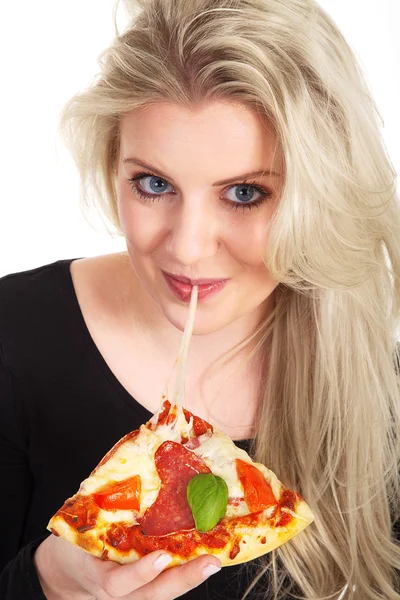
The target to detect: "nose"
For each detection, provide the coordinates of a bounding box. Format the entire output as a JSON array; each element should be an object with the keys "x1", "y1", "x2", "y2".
[{"x1": 165, "y1": 198, "x2": 219, "y2": 266}]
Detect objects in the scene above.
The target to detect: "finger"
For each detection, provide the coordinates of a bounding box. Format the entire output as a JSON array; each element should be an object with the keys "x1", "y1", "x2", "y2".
[
  {"x1": 83, "y1": 550, "x2": 175, "y2": 598},
  {"x1": 130, "y1": 554, "x2": 222, "y2": 600}
]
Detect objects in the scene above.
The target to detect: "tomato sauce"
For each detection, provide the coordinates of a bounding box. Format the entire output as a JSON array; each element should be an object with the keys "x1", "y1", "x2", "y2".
[
  {"x1": 58, "y1": 496, "x2": 97, "y2": 532},
  {"x1": 229, "y1": 538, "x2": 241, "y2": 559},
  {"x1": 106, "y1": 520, "x2": 234, "y2": 558}
]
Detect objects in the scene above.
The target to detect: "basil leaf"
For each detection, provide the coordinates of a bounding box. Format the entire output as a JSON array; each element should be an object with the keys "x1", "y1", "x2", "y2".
[{"x1": 187, "y1": 473, "x2": 229, "y2": 532}]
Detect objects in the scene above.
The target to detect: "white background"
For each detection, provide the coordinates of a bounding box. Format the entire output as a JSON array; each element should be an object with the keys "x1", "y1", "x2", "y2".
[{"x1": 0, "y1": 0, "x2": 398, "y2": 277}]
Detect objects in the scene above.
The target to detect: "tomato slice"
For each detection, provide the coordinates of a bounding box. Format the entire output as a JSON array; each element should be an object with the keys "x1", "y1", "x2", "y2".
[
  {"x1": 94, "y1": 475, "x2": 141, "y2": 511},
  {"x1": 235, "y1": 459, "x2": 277, "y2": 512}
]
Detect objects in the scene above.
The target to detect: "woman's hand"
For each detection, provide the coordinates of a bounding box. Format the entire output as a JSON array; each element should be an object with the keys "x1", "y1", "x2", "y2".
[{"x1": 33, "y1": 533, "x2": 222, "y2": 600}]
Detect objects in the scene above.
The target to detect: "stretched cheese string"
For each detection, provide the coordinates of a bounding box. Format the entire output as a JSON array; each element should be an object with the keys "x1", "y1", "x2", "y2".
[{"x1": 172, "y1": 285, "x2": 199, "y2": 406}]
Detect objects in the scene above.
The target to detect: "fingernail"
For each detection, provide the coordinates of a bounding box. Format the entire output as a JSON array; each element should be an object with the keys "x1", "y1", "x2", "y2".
[
  {"x1": 202, "y1": 563, "x2": 221, "y2": 579},
  {"x1": 153, "y1": 553, "x2": 173, "y2": 570}
]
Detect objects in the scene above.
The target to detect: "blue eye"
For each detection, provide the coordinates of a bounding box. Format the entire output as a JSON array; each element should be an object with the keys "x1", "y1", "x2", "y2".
[
  {"x1": 224, "y1": 183, "x2": 265, "y2": 206},
  {"x1": 125, "y1": 172, "x2": 272, "y2": 212},
  {"x1": 136, "y1": 175, "x2": 173, "y2": 195}
]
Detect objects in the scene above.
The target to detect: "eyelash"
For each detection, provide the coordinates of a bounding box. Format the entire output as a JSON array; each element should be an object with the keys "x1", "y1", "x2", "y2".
[{"x1": 124, "y1": 171, "x2": 272, "y2": 212}]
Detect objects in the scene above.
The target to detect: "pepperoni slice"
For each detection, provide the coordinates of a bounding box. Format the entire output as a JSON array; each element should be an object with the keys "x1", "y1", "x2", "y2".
[{"x1": 139, "y1": 441, "x2": 211, "y2": 536}]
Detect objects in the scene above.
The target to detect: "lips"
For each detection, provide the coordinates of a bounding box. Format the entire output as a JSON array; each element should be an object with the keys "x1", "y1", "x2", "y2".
[
  {"x1": 164, "y1": 272, "x2": 229, "y2": 286},
  {"x1": 162, "y1": 271, "x2": 229, "y2": 302}
]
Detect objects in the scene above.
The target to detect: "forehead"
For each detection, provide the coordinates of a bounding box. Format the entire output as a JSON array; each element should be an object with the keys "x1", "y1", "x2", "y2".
[{"x1": 119, "y1": 101, "x2": 282, "y2": 177}]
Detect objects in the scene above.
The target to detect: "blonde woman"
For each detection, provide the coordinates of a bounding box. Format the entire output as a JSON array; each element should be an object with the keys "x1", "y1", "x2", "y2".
[{"x1": 1, "y1": 0, "x2": 399, "y2": 598}]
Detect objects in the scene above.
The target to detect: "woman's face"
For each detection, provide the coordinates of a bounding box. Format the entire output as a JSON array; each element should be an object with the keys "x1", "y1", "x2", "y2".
[{"x1": 116, "y1": 100, "x2": 283, "y2": 335}]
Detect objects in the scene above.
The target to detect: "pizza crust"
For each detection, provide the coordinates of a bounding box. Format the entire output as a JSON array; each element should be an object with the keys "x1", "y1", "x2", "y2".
[{"x1": 49, "y1": 496, "x2": 314, "y2": 567}]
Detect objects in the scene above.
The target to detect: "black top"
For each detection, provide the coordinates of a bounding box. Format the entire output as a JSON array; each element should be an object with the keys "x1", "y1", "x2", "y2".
[
  {"x1": 0, "y1": 259, "x2": 282, "y2": 599},
  {"x1": 0, "y1": 259, "x2": 398, "y2": 600}
]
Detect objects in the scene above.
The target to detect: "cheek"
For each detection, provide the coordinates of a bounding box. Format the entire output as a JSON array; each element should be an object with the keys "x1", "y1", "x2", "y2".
[
  {"x1": 223, "y1": 217, "x2": 268, "y2": 268},
  {"x1": 118, "y1": 194, "x2": 168, "y2": 254}
]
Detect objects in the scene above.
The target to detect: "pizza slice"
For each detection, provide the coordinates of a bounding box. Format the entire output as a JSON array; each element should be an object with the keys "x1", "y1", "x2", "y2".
[
  {"x1": 48, "y1": 285, "x2": 314, "y2": 566},
  {"x1": 48, "y1": 398, "x2": 314, "y2": 566}
]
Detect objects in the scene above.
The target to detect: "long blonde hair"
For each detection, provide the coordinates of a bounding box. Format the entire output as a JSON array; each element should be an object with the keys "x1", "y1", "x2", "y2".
[{"x1": 58, "y1": 0, "x2": 400, "y2": 597}]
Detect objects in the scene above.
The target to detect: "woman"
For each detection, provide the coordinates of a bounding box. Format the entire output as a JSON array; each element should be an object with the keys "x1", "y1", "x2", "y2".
[{"x1": 1, "y1": 0, "x2": 399, "y2": 598}]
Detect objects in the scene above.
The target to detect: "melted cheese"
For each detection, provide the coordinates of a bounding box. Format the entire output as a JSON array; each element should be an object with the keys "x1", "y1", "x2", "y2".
[
  {"x1": 98, "y1": 508, "x2": 137, "y2": 524},
  {"x1": 78, "y1": 403, "x2": 283, "y2": 523},
  {"x1": 194, "y1": 429, "x2": 252, "y2": 499},
  {"x1": 149, "y1": 405, "x2": 195, "y2": 444}
]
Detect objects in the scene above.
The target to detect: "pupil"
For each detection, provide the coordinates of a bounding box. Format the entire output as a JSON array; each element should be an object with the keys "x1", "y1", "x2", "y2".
[
  {"x1": 237, "y1": 184, "x2": 253, "y2": 203},
  {"x1": 150, "y1": 177, "x2": 167, "y2": 192}
]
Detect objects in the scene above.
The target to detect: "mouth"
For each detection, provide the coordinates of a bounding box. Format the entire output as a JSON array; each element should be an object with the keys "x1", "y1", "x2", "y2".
[{"x1": 162, "y1": 271, "x2": 229, "y2": 302}]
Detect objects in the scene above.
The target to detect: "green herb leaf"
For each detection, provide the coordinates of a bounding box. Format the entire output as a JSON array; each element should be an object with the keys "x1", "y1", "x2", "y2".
[{"x1": 187, "y1": 473, "x2": 229, "y2": 532}]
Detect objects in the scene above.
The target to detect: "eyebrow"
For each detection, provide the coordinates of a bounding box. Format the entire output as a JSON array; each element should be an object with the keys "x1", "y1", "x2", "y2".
[{"x1": 122, "y1": 157, "x2": 282, "y2": 186}]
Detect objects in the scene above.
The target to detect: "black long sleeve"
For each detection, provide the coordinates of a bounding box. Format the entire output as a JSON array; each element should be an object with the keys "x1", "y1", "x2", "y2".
[
  {"x1": 0, "y1": 537, "x2": 48, "y2": 600},
  {"x1": 0, "y1": 276, "x2": 50, "y2": 598},
  {"x1": 0, "y1": 339, "x2": 33, "y2": 568},
  {"x1": 0, "y1": 337, "x2": 48, "y2": 599}
]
